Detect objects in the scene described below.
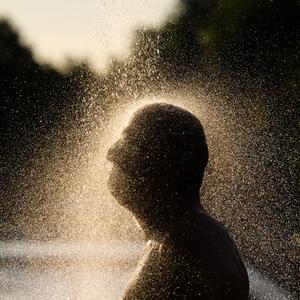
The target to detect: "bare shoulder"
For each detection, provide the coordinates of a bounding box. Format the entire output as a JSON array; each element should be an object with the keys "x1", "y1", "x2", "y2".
[
  {"x1": 166, "y1": 210, "x2": 249, "y2": 295},
  {"x1": 186, "y1": 210, "x2": 246, "y2": 267},
  {"x1": 123, "y1": 212, "x2": 249, "y2": 299}
]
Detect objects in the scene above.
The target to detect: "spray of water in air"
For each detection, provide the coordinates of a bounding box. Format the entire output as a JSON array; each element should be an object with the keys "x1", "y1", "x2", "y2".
[{"x1": 1, "y1": 1, "x2": 298, "y2": 299}]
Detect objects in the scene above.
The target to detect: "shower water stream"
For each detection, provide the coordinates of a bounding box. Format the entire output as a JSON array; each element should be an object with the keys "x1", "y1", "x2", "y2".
[{"x1": 1, "y1": 96, "x2": 296, "y2": 299}]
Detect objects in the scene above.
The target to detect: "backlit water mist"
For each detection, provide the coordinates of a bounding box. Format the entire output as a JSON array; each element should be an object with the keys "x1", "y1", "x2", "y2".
[{"x1": 1, "y1": 92, "x2": 297, "y2": 299}]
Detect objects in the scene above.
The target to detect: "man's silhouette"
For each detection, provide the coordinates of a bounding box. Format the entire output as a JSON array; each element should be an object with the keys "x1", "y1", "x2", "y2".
[{"x1": 107, "y1": 103, "x2": 249, "y2": 299}]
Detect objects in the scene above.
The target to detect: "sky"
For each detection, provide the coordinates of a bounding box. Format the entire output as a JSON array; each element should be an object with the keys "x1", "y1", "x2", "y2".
[{"x1": 0, "y1": 0, "x2": 178, "y2": 70}]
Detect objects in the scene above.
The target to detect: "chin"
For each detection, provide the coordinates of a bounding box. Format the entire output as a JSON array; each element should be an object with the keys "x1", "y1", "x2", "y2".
[
  {"x1": 107, "y1": 167, "x2": 120, "y2": 197},
  {"x1": 107, "y1": 165, "x2": 132, "y2": 206}
]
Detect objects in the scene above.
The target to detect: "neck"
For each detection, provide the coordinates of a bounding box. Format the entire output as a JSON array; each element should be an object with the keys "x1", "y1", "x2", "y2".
[{"x1": 128, "y1": 191, "x2": 204, "y2": 241}]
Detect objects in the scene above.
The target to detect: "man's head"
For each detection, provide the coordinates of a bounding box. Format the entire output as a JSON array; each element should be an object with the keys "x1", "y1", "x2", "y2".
[{"x1": 107, "y1": 103, "x2": 208, "y2": 213}]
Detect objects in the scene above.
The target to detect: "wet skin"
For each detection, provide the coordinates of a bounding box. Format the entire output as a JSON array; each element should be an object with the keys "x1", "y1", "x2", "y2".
[
  {"x1": 122, "y1": 206, "x2": 249, "y2": 300},
  {"x1": 107, "y1": 103, "x2": 249, "y2": 299}
]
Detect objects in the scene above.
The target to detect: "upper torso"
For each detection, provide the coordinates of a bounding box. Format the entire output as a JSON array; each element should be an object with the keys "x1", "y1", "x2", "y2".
[{"x1": 123, "y1": 210, "x2": 249, "y2": 300}]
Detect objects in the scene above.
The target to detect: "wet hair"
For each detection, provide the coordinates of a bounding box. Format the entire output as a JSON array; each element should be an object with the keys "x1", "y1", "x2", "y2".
[{"x1": 108, "y1": 103, "x2": 208, "y2": 188}]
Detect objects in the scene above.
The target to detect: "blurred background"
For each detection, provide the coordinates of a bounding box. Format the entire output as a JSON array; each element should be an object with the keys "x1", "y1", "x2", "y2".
[{"x1": 0, "y1": 0, "x2": 299, "y2": 299}]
